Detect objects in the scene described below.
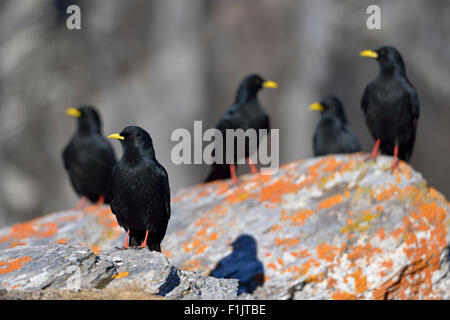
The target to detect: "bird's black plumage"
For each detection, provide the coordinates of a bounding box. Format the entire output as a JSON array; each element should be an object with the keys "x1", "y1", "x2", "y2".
[
  {"x1": 205, "y1": 74, "x2": 275, "y2": 182},
  {"x1": 210, "y1": 235, "x2": 264, "y2": 295},
  {"x1": 107, "y1": 126, "x2": 171, "y2": 252},
  {"x1": 63, "y1": 106, "x2": 117, "y2": 204},
  {"x1": 361, "y1": 46, "x2": 420, "y2": 162},
  {"x1": 311, "y1": 96, "x2": 361, "y2": 157}
]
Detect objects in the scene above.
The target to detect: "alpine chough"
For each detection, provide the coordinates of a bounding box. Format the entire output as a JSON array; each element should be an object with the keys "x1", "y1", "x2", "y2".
[
  {"x1": 63, "y1": 106, "x2": 117, "y2": 209},
  {"x1": 309, "y1": 95, "x2": 361, "y2": 157},
  {"x1": 360, "y1": 46, "x2": 420, "y2": 171},
  {"x1": 107, "y1": 126, "x2": 170, "y2": 252},
  {"x1": 204, "y1": 74, "x2": 278, "y2": 184}
]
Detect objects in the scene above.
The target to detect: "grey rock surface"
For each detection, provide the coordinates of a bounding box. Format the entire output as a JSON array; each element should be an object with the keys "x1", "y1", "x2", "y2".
[
  {"x1": 0, "y1": 244, "x2": 238, "y2": 299},
  {"x1": 1, "y1": 155, "x2": 449, "y2": 299}
]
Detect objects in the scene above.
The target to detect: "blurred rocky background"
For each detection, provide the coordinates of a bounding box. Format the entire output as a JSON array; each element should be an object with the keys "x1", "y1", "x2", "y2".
[{"x1": 0, "y1": 0, "x2": 449, "y2": 226}]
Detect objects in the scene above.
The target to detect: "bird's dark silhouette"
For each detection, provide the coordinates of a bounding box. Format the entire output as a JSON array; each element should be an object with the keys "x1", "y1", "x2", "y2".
[
  {"x1": 205, "y1": 74, "x2": 278, "y2": 184},
  {"x1": 210, "y1": 235, "x2": 264, "y2": 295},
  {"x1": 62, "y1": 106, "x2": 116, "y2": 209},
  {"x1": 360, "y1": 46, "x2": 420, "y2": 171},
  {"x1": 310, "y1": 95, "x2": 361, "y2": 157},
  {"x1": 107, "y1": 126, "x2": 171, "y2": 252}
]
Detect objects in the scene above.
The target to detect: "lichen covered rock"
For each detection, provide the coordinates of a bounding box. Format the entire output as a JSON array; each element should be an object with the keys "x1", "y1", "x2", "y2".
[{"x1": 1, "y1": 154, "x2": 449, "y2": 299}]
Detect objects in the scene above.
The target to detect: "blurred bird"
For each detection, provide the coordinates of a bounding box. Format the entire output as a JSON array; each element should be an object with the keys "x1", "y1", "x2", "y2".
[
  {"x1": 309, "y1": 95, "x2": 361, "y2": 157},
  {"x1": 107, "y1": 126, "x2": 171, "y2": 252},
  {"x1": 204, "y1": 74, "x2": 278, "y2": 184},
  {"x1": 210, "y1": 235, "x2": 264, "y2": 295},
  {"x1": 63, "y1": 106, "x2": 117, "y2": 209},
  {"x1": 360, "y1": 46, "x2": 420, "y2": 171}
]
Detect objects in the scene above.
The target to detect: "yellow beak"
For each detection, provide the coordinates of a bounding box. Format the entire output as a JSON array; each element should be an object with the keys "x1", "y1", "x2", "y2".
[
  {"x1": 107, "y1": 133, "x2": 125, "y2": 141},
  {"x1": 360, "y1": 50, "x2": 378, "y2": 59},
  {"x1": 309, "y1": 102, "x2": 325, "y2": 112},
  {"x1": 65, "y1": 108, "x2": 81, "y2": 118},
  {"x1": 262, "y1": 80, "x2": 278, "y2": 89}
]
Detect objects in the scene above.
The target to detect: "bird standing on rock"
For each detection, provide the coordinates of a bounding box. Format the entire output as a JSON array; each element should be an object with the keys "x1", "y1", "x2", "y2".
[
  {"x1": 309, "y1": 95, "x2": 361, "y2": 157},
  {"x1": 107, "y1": 126, "x2": 171, "y2": 252},
  {"x1": 360, "y1": 46, "x2": 420, "y2": 171},
  {"x1": 205, "y1": 74, "x2": 278, "y2": 184},
  {"x1": 63, "y1": 106, "x2": 117, "y2": 209}
]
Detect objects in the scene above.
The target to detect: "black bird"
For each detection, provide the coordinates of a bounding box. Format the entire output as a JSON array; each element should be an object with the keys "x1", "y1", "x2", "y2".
[
  {"x1": 205, "y1": 74, "x2": 278, "y2": 184},
  {"x1": 107, "y1": 126, "x2": 171, "y2": 252},
  {"x1": 309, "y1": 95, "x2": 361, "y2": 157},
  {"x1": 360, "y1": 46, "x2": 420, "y2": 171},
  {"x1": 210, "y1": 235, "x2": 264, "y2": 295},
  {"x1": 63, "y1": 106, "x2": 117, "y2": 209}
]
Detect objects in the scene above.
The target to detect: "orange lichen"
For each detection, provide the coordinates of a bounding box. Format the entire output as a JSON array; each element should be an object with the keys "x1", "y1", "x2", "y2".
[
  {"x1": 55, "y1": 238, "x2": 67, "y2": 244},
  {"x1": 0, "y1": 256, "x2": 31, "y2": 275},
  {"x1": 332, "y1": 290, "x2": 358, "y2": 300},
  {"x1": 9, "y1": 241, "x2": 27, "y2": 248},
  {"x1": 181, "y1": 259, "x2": 202, "y2": 272},
  {"x1": 375, "y1": 183, "x2": 404, "y2": 202},
  {"x1": 382, "y1": 259, "x2": 393, "y2": 269},
  {"x1": 111, "y1": 272, "x2": 129, "y2": 279},
  {"x1": 316, "y1": 243, "x2": 338, "y2": 263},
  {"x1": 290, "y1": 249, "x2": 310, "y2": 259},
  {"x1": 59, "y1": 215, "x2": 80, "y2": 223},
  {"x1": 258, "y1": 178, "x2": 303, "y2": 204},
  {"x1": 317, "y1": 194, "x2": 343, "y2": 210},
  {"x1": 275, "y1": 237, "x2": 300, "y2": 249},
  {"x1": 266, "y1": 262, "x2": 278, "y2": 271},
  {"x1": 349, "y1": 268, "x2": 368, "y2": 294},
  {"x1": 90, "y1": 245, "x2": 102, "y2": 255},
  {"x1": 372, "y1": 197, "x2": 447, "y2": 299},
  {"x1": 281, "y1": 209, "x2": 314, "y2": 226}
]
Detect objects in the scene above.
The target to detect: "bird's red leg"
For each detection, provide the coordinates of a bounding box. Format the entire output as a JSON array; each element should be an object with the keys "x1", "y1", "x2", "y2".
[
  {"x1": 138, "y1": 230, "x2": 149, "y2": 249},
  {"x1": 390, "y1": 145, "x2": 399, "y2": 172},
  {"x1": 123, "y1": 229, "x2": 130, "y2": 249},
  {"x1": 246, "y1": 157, "x2": 259, "y2": 174},
  {"x1": 75, "y1": 197, "x2": 88, "y2": 210},
  {"x1": 365, "y1": 139, "x2": 381, "y2": 161},
  {"x1": 229, "y1": 164, "x2": 238, "y2": 184},
  {"x1": 96, "y1": 196, "x2": 105, "y2": 206}
]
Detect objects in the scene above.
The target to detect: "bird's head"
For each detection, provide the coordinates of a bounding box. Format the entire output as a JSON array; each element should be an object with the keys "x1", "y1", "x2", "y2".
[
  {"x1": 235, "y1": 74, "x2": 278, "y2": 103},
  {"x1": 108, "y1": 126, "x2": 154, "y2": 157},
  {"x1": 309, "y1": 95, "x2": 347, "y2": 122},
  {"x1": 66, "y1": 105, "x2": 102, "y2": 133},
  {"x1": 230, "y1": 235, "x2": 258, "y2": 255},
  {"x1": 360, "y1": 46, "x2": 406, "y2": 76}
]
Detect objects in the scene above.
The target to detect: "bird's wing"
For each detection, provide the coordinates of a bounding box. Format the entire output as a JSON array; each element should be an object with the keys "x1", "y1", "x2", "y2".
[
  {"x1": 407, "y1": 84, "x2": 420, "y2": 125},
  {"x1": 361, "y1": 84, "x2": 372, "y2": 115},
  {"x1": 107, "y1": 167, "x2": 126, "y2": 218},
  {"x1": 341, "y1": 124, "x2": 361, "y2": 152},
  {"x1": 216, "y1": 108, "x2": 246, "y2": 132},
  {"x1": 155, "y1": 163, "x2": 171, "y2": 220},
  {"x1": 62, "y1": 147, "x2": 70, "y2": 170}
]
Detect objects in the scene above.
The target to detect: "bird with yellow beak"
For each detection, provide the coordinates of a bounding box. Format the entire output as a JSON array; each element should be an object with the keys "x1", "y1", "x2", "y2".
[
  {"x1": 204, "y1": 74, "x2": 278, "y2": 184},
  {"x1": 107, "y1": 126, "x2": 171, "y2": 252},
  {"x1": 62, "y1": 106, "x2": 117, "y2": 209},
  {"x1": 309, "y1": 96, "x2": 361, "y2": 157},
  {"x1": 360, "y1": 46, "x2": 420, "y2": 172}
]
